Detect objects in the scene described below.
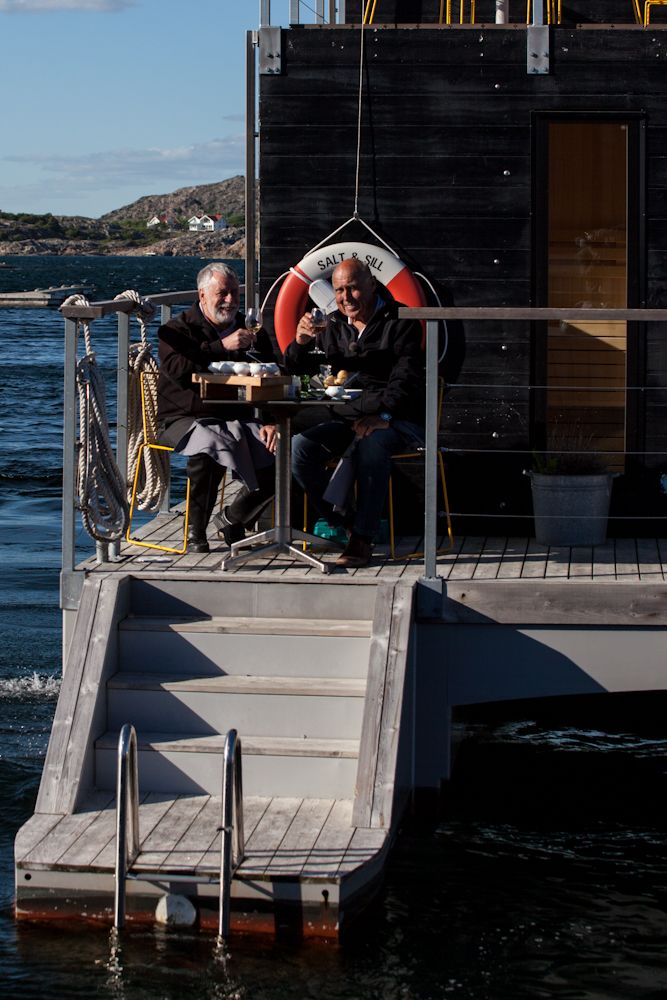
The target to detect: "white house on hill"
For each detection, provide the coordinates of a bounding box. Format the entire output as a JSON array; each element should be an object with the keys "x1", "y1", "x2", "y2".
[
  {"x1": 188, "y1": 214, "x2": 228, "y2": 232},
  {"x1": 146, "y1": 213, "x2": 171, "y2": 228}
]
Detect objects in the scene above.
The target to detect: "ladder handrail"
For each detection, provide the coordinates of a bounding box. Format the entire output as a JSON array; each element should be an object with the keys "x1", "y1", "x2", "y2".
[
  {"x1": 114, "y1": 723, "x2": 140, "y2": 929},
  {"x1": 218, "y1": 729, "x2": 245, "y2": 939}
]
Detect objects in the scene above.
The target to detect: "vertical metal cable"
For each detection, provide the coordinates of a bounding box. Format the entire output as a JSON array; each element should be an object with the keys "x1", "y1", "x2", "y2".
[{"x1": 353, "y1": 11, "x2": 367, "y2": 218}]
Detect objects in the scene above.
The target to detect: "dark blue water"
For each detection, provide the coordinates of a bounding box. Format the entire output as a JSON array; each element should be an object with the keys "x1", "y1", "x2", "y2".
[{"x1": 1, "y1": 256, "x2": 667, "y2": 999}]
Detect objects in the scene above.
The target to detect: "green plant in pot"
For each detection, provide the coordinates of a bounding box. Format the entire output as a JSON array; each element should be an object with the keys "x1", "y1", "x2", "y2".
[{"x1": 528, "y1": 425, "x2": 614, "y2": 547}]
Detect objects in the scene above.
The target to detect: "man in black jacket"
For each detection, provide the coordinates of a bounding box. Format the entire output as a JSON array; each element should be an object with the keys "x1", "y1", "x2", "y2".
[
  {"x1": 158, "y1": 262, "x2": 276, "y2": 553},
  {"x1": 284, "y1": 258, "x2": 425, "y2": 568}
]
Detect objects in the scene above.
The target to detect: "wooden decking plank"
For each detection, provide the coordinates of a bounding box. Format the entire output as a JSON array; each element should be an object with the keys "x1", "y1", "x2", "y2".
[
  {"x1": 15, "y1": 813, "x2": 67, "y2": 865},
  {"x1": 448, "y1": 536, "x2": 485, "y2": 580},
  {"x1": 241, "y1": 797, "x2": 303, "y2": 875},
  {"x1": 337, "y1": 826, "x2": 388, "y2": 875},
  {"x1": 149, "y1": 795, "x2": 220, "y2": 872},
  {"x1": 592, "y1": 539, "x2": 616, "y2": 578},
  {"x1": 265, "y1": 798, "x2": 335, "y2": 875},
  {"x1": 520, "y1": 539, "x2": 549, "y2": 578},
  {"x1": 198, "y1": 795, "x2": 271, "y2": 872},
  {"x1": 545, "y1": 545, "x2": 570, "y2": 578},
  {"x1": 498, "y1": 537, "x2": 528, "y2": 579},
  {"x1": 636, "y1": 538, "x2": 664, "y2": 579},
  {"x1": 303, "y1": 799, "x2": 354, "y2": 878},
  {"x1": 22, "y1": 792, "x2": 116, "y2": 866},
  {"x1": 569, "y1": 546, "x2": 593, "y2": 578},
  {"x1": 473, "y1": 537, "x2": 506, "y2": 579},
  {"x1": 131, "y1": 794, "x2": 209, "y2": 870},
  {"x1": 436, "y1": 534, "x2": 465, "y2": 579},
  {"x1": 615, "y1": 538, "x2": 640, "y2": 581}
]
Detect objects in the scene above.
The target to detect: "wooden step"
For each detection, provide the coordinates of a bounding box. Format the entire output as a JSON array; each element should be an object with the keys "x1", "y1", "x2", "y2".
[
  {"x1": 106, "y1": 673, "x2": 367, "y2": 739},
  {"x1": 120, "y1": 615, "x2": 373, "y2": 637},
  {"x1": 95, "y1": 732, "x2": 360, "y2": 799},
  {"x1": 118, "y1": 616, "x2": 372, "y2": 678}
]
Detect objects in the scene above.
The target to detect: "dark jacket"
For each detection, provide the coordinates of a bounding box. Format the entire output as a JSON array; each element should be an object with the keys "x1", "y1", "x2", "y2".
[
  {"x1": 283, "y1": 285, "x2": 425, "y2": 424},
  {"x1": 157, "y1": 302, "x2": 277, "y2": 426}
]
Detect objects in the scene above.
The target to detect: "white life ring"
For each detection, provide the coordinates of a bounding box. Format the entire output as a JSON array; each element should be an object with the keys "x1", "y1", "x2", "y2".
[{"x1": 273, "y1": 241, "x2": 426, "y2": 352}]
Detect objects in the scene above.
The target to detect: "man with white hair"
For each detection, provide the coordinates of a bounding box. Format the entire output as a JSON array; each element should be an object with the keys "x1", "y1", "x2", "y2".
[{"x1": 157, "y1": 262, "x2": 277, "y2": 553}]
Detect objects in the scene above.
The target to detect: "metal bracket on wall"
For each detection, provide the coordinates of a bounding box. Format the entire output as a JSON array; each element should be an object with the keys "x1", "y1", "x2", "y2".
[
  {"x1": 259, "y1": 26, "x2": 282, "y2": 75},
  {"x1": 527, "y1": 25, "x2": 549, "y2": 75}
]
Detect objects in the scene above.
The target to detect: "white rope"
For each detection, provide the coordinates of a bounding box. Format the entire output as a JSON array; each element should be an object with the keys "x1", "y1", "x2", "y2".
[
  {"x1": 62, "y1": 294, "x2": 129, "y2": 543},
  {"x1": 114, "y1": 290, "x2": 170, "y2": 512}
]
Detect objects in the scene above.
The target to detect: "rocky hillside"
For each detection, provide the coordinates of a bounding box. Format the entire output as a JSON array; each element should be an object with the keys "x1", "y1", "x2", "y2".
[
  {"x1": 100, "y1": 177, "x2": 245, "y2": 227},
  {"x1": 0, "y1": 177, "x2": 246, "y2": 257}
]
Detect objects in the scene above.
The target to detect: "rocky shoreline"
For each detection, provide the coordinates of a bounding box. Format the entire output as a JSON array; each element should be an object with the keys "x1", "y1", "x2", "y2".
[{"x1": 0, "y1": 229, "x2": 246, "y2": 258}]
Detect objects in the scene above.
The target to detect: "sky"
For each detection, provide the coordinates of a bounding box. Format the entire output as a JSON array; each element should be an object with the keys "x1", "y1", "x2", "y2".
[{"x1": 0, "y1": 0, "x2": 310, "y2": 218}]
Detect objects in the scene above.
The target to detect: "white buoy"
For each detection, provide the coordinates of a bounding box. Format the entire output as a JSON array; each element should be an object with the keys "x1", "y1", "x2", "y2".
[{"x1": 155, "y1": 893, "x2": 197, "y2": 927}]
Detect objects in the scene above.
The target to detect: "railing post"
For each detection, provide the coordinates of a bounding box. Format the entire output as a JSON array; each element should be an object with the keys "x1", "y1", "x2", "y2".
[
  {"x1": 245, "y1": 29, "x2": 258, "y2": 312},
  {"x1": 60, "y1": 317, "x2": 79, "y2": 610},
  {"x1": 113, "y1": 312, "x2": 130, "y2": 558},
  {"x1": 290, "y1": 0, "x2": 300, "y2": 23},
  {"x1": 423, "y1": 319, "x2": 440, "y2": 581}
]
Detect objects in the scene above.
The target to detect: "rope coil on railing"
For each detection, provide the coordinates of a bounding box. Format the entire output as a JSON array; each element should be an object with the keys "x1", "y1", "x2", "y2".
[
  {"x1": 113, "y1": 290, "x2": 170, "y2": 511},
  {"x1": 62, "y1": 294, "x2": 129, "y2": 543}
]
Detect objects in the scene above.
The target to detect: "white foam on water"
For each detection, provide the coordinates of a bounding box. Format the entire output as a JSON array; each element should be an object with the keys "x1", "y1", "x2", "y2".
[{"x1": 0, "y1": 671, "x2": 60, "y2": 700}]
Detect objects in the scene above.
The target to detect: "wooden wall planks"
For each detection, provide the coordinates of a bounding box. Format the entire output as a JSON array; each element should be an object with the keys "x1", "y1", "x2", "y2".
[{"x1": 259, "y1": 25, "x2": 667, "y2": 530}]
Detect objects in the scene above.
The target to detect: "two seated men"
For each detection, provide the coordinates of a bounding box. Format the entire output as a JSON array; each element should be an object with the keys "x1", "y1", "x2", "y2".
[{"x1": 157, "y1": 258, "x2": 425, "y2": 568}]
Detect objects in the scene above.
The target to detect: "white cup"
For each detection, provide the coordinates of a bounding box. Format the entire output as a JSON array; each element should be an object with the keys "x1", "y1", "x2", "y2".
[{"x1": 233, "y1": 362, "x2": 250, "y2": 376}]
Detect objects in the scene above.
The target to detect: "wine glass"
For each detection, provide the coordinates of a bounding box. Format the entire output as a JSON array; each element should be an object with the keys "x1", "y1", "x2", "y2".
[
  {"x1": 245, "y1": 306, "x2": 262, "y2": 336},
  {"x1": 310, "y1": 307, "x2": 327, "y2": 356}
]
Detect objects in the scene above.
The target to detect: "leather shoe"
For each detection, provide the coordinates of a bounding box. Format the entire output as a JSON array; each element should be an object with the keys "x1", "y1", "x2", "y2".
[
  {"x1": 335, "y1": 533, "x2": 372, "y2": 568},
  {"x1": 211, "y1": 508, "x2": 245, "y2": 548},
  {"x1": 187, "y1": 530, "x2": 210, "y2": 554}
]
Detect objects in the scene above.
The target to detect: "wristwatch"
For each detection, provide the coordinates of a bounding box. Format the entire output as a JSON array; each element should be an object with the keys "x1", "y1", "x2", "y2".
[{"x1": 379, "y1": 411, "x2": 393, "y2": 423}]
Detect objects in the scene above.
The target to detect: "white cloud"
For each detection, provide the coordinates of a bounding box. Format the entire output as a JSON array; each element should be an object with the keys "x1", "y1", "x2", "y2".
[
  {"x1": 0, "y1": 137, "x2": 245, "y2": 215},
  {"x1": 0, "y1": 0, "x2": 133, "y2": 11},
  {"x1": 4, "y1": 136, "x2": 245, "y2": 182}
]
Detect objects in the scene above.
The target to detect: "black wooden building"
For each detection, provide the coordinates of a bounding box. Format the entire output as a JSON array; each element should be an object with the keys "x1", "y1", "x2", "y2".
[{"x1": 257, "y1": 3, "x2": 667, "y2": 534}]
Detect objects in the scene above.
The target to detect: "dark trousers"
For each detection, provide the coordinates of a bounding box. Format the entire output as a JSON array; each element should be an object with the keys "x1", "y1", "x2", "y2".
[{"x1": 160, "y1": 418, "x2": 275, "y2": 535}]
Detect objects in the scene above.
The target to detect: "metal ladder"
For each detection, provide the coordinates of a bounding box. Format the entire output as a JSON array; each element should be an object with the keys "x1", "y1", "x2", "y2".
[{"x1": 113, "y1": 724, "x2": 245, "y2": 937}]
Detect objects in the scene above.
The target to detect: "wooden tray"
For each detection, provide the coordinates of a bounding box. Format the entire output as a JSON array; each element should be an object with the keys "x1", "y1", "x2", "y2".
[{"x1": 193, "y1": 372, "x2": 292, "y2": 402}]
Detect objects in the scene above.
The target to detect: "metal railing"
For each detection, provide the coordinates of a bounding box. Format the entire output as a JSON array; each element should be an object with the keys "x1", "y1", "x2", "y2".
[
  {"x1": 398, "y1": 305, "x2": 667, "y2": 590},
  {"x1": 218, "y1": 729, "x2": 245, "y2": 939},
  {"x1": 114, "y1": 723, "x2": 140, "y2": 930},
  {"x1": 59, "y1": 288, "x2": 241, "y2": 610}
]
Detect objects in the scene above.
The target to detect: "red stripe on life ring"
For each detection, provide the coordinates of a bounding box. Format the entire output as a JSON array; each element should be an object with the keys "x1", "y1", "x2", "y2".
[{"x1": 273, "y1": 242, "x2": 427, "y2": 353}]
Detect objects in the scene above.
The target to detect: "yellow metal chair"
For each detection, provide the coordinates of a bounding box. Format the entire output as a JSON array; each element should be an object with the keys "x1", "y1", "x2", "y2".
[
  {"x1": 126, "y1": 371, "x2": 191, "y2": 554},
  {"x1": 644, "y1": 0, "x2": 667, "y2": 22},
  {"x1": 526, "y1": 0, "x2": 560, "y2": 23},
  {"x1": 387, "y1": 378, "x2": 454, "y2": 560}
]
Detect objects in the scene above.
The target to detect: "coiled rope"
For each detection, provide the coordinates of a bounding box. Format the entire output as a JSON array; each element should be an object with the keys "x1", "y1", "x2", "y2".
[
  {"x1": 114, "y1": 290, "x2": 170, "y2": 511},
  {"x1": 62, "y1": 294, "x2": 129, "y2": 543}
]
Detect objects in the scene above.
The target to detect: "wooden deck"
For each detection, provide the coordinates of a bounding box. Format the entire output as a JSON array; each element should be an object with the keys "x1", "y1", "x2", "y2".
[
  {"x1": 16, "y1": 793, "x2": 385, "y2": 882},
  {"x1": 82, "y1": 509, "x2": 667, "y2": 583}
]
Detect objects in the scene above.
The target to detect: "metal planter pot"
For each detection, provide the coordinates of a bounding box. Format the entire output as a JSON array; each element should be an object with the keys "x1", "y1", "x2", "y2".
[{"x1": 529, "y1": 472, "x2": 614, "y2": 547}]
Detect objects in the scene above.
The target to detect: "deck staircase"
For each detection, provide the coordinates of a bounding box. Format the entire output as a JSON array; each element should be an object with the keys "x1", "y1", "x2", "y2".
[{"x1": 15, "y1": 574, "x2": 417, "y2": 936}]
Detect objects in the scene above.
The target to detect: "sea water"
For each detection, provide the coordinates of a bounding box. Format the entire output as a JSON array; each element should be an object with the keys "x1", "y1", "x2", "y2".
[{"x1": 1, "y1": 256, "x2": 667, "y2": 999}]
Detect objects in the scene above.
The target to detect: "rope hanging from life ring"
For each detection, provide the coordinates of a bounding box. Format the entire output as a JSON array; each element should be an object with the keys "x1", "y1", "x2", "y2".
[
  {"x1": 272, "y1": 241, "x2": 427, "y2": 353},
  {"x1": 61, "y1": 294, "x2": 129, "y2": 543},
  {"x1": 114, "y1": 289, "x2": 170, "y2": 512}
]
